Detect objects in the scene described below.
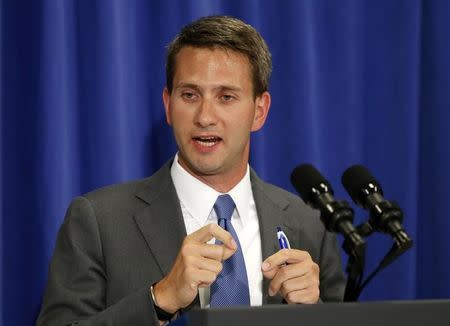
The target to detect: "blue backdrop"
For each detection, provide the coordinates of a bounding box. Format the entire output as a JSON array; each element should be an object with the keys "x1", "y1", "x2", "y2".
[{"x1": 2, "y1": 0, "x2": 450, "y2": 325}]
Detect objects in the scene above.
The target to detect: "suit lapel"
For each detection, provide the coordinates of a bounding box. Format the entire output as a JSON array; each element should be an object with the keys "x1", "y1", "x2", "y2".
[
  {"x1": 133, "y1": 160, "x2": 202, "y2": 309},
  {"x1": 133, "y1": 161, "x2": 187, "y2": 276},
  {"x1": 250, "y1": 169, "x2": 294, "y2": 304}
]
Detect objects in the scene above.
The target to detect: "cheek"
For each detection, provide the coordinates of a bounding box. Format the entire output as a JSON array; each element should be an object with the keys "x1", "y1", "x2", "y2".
[
  {"x1": 170, "y1": 108, "x2": 191, "y2": 128},
  {"x1": 229, "y1": 117, "x2": 253, "y2": 142},
  {"x1": 242, "y1": 111, "x2": 258, "y2": 131},
  {"x1": 170, "y1": 114, "x2": 189, "y2": 142}
]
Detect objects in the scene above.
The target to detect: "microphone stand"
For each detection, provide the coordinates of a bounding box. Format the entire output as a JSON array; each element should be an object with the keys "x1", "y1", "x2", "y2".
[
  {"x1": 342, "y1": 231, "x2": 366, "y2": 302},
  {"x1": 343, "y1": 221, "x2": 413, "y2": 301}
]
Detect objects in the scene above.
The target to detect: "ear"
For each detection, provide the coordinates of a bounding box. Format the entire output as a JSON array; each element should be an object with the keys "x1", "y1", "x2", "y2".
[
  {"x1": 162, "y1": 87, "x2": 172, "y2": 125},
  {"x1": 251, "y1": 91, "x2": 271, "y2": 132}
]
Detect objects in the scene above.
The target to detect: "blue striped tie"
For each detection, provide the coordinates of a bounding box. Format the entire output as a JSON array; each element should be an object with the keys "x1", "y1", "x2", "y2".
[{"x1": 210, "y1": 194, "x2": 250, "y2": 306}]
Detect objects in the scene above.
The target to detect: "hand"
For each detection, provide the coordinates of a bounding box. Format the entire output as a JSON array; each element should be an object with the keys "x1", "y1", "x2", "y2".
[
  {"x1": 261, "y1": 249, "x2": 320, "y2": 304},
  {"x1": 153, "y1": 224, "x2": 237, "y2": 313}
]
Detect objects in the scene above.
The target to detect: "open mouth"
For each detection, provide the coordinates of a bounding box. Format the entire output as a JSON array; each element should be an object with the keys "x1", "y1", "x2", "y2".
[{"x1": 193, "y1": 136, "x2": 222, "y2": 147}]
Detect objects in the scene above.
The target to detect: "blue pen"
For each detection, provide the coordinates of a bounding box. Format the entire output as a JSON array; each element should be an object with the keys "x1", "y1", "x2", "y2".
[{"x1": 277, "y1": 226, "x2": 291, "y2": 249}]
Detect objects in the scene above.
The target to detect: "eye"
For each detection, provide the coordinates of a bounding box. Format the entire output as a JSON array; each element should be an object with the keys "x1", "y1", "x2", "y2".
[
  {"x1": 181, "y1": 91, "x2": 198, "y2": 101},
  {"x1": 221, "y1": 94, "x2": 236, "y2": 102}
]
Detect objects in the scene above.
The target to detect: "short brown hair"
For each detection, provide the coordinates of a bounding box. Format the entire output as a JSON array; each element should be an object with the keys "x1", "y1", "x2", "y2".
[{"x1": 166, "y1": 15, "x2": 272, "y2": 97}]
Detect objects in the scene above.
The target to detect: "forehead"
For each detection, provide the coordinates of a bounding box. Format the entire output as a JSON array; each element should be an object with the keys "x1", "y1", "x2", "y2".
[{"x1": 172, "y1": 46, "x2": 253, "y2": 89}]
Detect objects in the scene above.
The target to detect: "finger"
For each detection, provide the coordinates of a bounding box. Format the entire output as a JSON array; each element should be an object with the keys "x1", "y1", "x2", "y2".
[
  {"x1": 267, "y1": 263, "x2": 305, "y2": 295},
  {"x1": 262, "y1": 249, "x2": 312, "y2": 272},
  {"x1": 267, "y1": 261, "x2": 319, "y2": 296},
  {"x1": 278, "y1": 273, "x2": 320, "y2": 299},
  {"x1": 184, "y1": 267, "x2": 219, "y2": 289},
  {"x1": 180, "y1": 241, "x2": 235, "y2": 267},
  {"x1": 188, "y1": 224, "x2": 237, "y2": 250},
  {"x1": 261, "y1": 249, "x2": 311, "y2": 280},
  {"x1": 185, "y1": 254, "x2": 223, "y2": 274},
  {"x1": 261, "y1": 264, "x2": 280, "y2": 280},
  {"x1": 283, "y1": 288, "x2": 320, "y2": 304},
  {"x1": 198, "y1": 243, "x2": 236, "y2": 261},
  {"x1": 263, "y1": 262, "x2": 315, "y2": 282}
]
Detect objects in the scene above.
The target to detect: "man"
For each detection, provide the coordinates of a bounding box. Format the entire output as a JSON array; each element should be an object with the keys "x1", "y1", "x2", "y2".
[{"x1": 37, "y1": 15, "x2": 345, "y2": 326}]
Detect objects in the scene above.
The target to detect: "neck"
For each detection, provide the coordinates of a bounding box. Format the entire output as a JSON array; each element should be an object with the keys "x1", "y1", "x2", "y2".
[
  {"x1": 177, "y1": 158, "x2": 248, "y2": 193},
  {"x1": 192, "y1": 168, "x2": 247, "y2": 193}
]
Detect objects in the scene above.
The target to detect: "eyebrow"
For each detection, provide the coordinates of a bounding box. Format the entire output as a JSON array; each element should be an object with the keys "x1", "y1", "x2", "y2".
[
  {"x1": 175, "y1": 83, "x2": 243, "y2": 93},
  {"x1": 175, "y1": 83, "x2": 201, "y2": 92}
]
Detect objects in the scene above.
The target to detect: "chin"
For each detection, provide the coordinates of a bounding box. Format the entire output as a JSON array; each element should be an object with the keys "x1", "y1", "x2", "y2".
[
  {"x1": 178, "y1": 153, "x2": 218, "y2": 173},
  {"x1": 190, "y1": 161, "x2": 224, "y2": 176}
]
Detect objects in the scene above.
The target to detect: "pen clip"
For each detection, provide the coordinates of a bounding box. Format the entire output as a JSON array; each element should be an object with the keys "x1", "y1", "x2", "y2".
[{"x1": 277, "y1": 226, "x2": 291, "y2": 249}]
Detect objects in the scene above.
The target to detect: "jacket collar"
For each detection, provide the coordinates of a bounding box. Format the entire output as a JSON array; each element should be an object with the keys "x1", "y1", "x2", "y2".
[{"x1": 250, "y1": 169, "x2": 292, "y2": 304}]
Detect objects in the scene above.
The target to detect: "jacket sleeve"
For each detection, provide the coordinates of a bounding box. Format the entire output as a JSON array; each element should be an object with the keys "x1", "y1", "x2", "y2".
[
  {"x1": 318, "y1": 229, "x2": 346, "y2": 302},
  {"x1": 36, "y1": 196, "x2": 161, "y2": 326}
]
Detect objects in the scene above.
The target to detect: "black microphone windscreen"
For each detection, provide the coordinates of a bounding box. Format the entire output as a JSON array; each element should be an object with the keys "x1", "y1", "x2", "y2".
[
  {"x1": 341, "y1": 165, "x2": 381, "y2": 201},
  {"x1": 290, "y1": 164, "x2": 332, "y2": 202}
]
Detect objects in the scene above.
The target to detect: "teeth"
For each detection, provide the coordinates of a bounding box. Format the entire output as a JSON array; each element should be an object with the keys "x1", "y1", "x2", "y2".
[
  {"x1": 195, "y1": 137, "x2": 220, "y2": 147},
  {"x1": 196, "y1": 140, "x2": 216, "y2": 147}
]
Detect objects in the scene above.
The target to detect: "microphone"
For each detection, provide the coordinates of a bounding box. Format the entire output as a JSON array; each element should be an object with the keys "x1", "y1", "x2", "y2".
[
  {"x1": 341, "y1": 165, "x2": 412, "y2": 249},
  {"x1": 291, "y1": 164, "x2": 365, "y2": 253}
]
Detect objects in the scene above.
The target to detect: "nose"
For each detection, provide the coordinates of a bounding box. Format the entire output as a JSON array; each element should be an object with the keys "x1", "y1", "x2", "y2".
[{"x1": 195, "y1": 98, "x2": 217, "y2": 127}]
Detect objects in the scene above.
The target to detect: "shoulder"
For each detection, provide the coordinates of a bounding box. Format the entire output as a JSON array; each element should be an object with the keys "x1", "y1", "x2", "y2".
[
  {"x1": 250, "y1": 168, "x2": 326, "y2": 242},
  {"x1": 83, "y1": 159, "x2": 173, "y2": 204},
  {"x1": 72, "y1": 160, "x2": 175, "y2": 220},
  {"x1": 250, "y1": 169, "x2": 317, "y2": 217},
  {"x1": 82, "y1": 177, "x2": 151, "y2": 204}
]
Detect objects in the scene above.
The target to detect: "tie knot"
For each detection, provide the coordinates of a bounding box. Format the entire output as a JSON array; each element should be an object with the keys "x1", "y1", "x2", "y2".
[{"x1": 214, "y1": 194, "x2": 236, "y2": 221}]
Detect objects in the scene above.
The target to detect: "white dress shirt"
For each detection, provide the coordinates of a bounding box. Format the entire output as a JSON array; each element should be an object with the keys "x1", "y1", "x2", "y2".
[{"x1": 170, "y1": 154, "x2": 263, "y2": 307}]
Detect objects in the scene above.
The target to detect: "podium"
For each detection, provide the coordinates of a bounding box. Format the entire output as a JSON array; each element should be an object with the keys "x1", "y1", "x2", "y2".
[{"x1": 183, "y1": 300, "x2": 450, "y2": 326}]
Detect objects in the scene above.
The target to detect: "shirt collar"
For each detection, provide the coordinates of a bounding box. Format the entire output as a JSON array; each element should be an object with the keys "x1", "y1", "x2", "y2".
[{"x1": 170, "y1": 153, "x2": 251, "y2": 227}]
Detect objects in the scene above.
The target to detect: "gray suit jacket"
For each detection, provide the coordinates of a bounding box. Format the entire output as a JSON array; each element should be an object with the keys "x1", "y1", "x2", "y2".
[{"x1": 36, "y1": 160, "x2": 345, "y2": 326}]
